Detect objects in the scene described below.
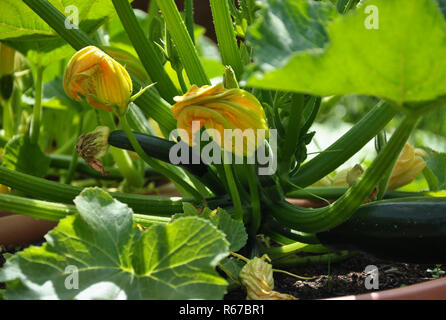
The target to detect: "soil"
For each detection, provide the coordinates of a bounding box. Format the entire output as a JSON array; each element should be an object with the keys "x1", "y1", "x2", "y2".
[
  {"x1": 1, "y1": 241, "x2": 442, "y2": 299},
  {"x1": 224, "y1": 252, "x2": 443, "y2": 300}
]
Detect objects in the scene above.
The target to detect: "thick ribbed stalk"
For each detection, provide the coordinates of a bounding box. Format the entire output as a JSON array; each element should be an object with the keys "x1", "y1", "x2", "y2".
[
  {"x1": 0, "y1": 166, "x2": 183, "y2": 215},
  {"x1": 286, "y1": 186, "x2": 421, "y2": 200},
  {"x1": 156, "y1": 0, "x2": 210, "y2": 86},
  {"x1": 111, "y1": 0, "x2": 179, "y2": 102},
  {"x1": 268, "y1": 115, "x2": 419, "y2": 233},
  {"x1": 279, "y1": 94, "x2": 305, "y2": 172},
  {"x1": 209, "y1": 0, "x2": 243, "y2": 79},
  {"x1": 0, "y1": 193, "x2": 169, "y2": 228},
  {"x1": 222, "y1": 159, "x2": 244, "y2": 221},
  {"x1": 23, "y1": 0, "x2": 176, "y2": 135},
  {"x1": 30, "y1": 65, "x2": 44, "y2": 145},
  {"x1": 246, "y1": 164, "x2": 261, "y2": 235},
  {"x1": 290, "y1": 100, "x2": 397, "y2": 188},
  {"x1": 185, "y1": 0, "x2": 195, "y2": 44}
]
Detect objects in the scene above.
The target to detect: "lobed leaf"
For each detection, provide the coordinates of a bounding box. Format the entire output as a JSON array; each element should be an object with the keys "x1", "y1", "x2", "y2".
[{"x1": 0, "y1": 188, "x2": 229, "y2": 300}]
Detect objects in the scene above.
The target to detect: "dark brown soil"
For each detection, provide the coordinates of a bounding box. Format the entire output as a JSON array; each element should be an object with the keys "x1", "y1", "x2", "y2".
[
  {"x1": 224, "y1": 252, "x2": 443, "y2": 300},
  {"x1": 1, "y1": 242, "x2": 443, "y2": 299}
]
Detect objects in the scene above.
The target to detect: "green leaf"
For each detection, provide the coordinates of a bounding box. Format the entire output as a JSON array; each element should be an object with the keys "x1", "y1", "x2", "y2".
[
  {"x1": 248, "y1": 0, "x2": 446, "y2": 104},
  {"x1": 0, "y1": 188, "x2": 229, "y2": 300},
  {"x1": 2, "y1": 135, "x2": 50, "y2": 177},
  {"x1": 423, "y1": 148, "x2": 446, "y2": 190},
  {"x1": 175, "y1": 204, "x2": 248, "y2": 252},
  {"x1": 208, "y1": 208, "x2": 248, "y2": 252},
  {"x1": 247, "y1": 0, "x2": 338, "y2": 72},
  {"x1": 23, "y1": 77, "x2": 83, "y2": 111},
  {"x1": 0, "y1": 0, "x2": 128, "y2": 65},
  {"x1": 219, "y1": 257, "x2": 245, "y2": 283}
]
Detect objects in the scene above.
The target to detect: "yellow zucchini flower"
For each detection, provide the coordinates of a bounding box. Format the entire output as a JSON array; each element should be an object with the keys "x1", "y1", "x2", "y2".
[
  {"x1": 171, "y1": 84, "x2": 268, "y2": 156},
  {"x1": 63, "y1": 46, "x2": 132, "y2": 115},
  {"x1": 388, "y1": 142, "x2": 426, "y2": 190}
]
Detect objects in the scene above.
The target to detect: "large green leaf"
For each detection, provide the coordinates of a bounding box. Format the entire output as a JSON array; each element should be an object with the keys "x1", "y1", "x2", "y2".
[
  {"x1": 0, "y1": 188, "x2": 229, "y2": 300},
  {"x1": 248, "y1": 0, "x2": 446, "y2": 104},
  {"x1": 0, "y1": 0, "x2": 129, "y2": 64},
  {"x1": 2, "y1": 135, "x2": 50, "y2": 177},
  {"x1": 247, "y1": 0, "x2": 338, "y2": 72}
]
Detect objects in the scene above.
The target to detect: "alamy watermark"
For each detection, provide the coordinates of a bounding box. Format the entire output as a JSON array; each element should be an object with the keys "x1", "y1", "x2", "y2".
[
  {"x1": 364, "y1": 5, "x2": 379, "y2": 30},
  {"x1": 364, "y1": 265, "x2": 379, "y2": 290},
  {"x1": 65, "y1": 5, "x2": 79, "y2": 29},
  {"x1": 64, "y1": 265, "x2": 79, "y2": 290},
  {"x1": 168, "y1": 121, "x2": 277, "y2": 175}
]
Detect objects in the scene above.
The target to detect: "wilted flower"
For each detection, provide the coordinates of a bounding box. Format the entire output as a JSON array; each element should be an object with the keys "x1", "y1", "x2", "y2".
[
  {"x1": 388, "y1": 142, "x2": 426, "y2": 190},
  {"x1": 239, "y1": 255, "x2": 297, "y2": 300},
  {"x1": 63, "y1": 46, "x2": 132, "y2": 115},
  {"x1": 332, "y1": 164, "x2": 364, "y2": 187},
  {"x1": 171, "y1": 83, "x2": 268, "y2": 156},
  {"x1": 76, "y1": 126, "x2": 110, "y2": 174}
]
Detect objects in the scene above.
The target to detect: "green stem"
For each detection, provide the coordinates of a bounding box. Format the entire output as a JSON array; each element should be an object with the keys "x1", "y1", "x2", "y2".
[
  {"x1": 98, "y1": 110, "x2": 144, "y2": 189},
  {"x1": 23, "y1": 0, "x2": 177, "y2": 136},
  {"x1": 120, "y1": 115, "x2": 204, "y2": 200},
  {"x1": 286, "y1": 187, "x2": 423, "y2": 200},
  {"x1": 184, "y1": 0, "x2": 195, "y2": 44},
  {"x1": 273, "y1": 251, "x2": 355, "y2": 267},
  {"x1": 0, "y1": 192, "x2": 169, "y2": 228},
  {"x1": 246, "y1": 164, "x2": 261, "y2": 235},
  {"x1": 2, "y1": 98, "x2": 14, "y2": 139},
  {"x1": 279, "y1": 94, "x2": 305, "y2": 172},
  {"x1": 222, "y1": 155, "x2": 244, "y2": 221},
  {"x1": 267, "y1": 115, "x2": 419, "y2": 233},
  {"x1": 30, "y1": 65, "x2": 44, "y2": 145},
  {"x1": 156, "y1": 0, "x2": 209, "y2": 86},
  {"x1": 111, "y1": 0, "x2": 179, "y2": 102},
  {"x1": 0, "y1": 165, "x2": 184, "y2": 215},
  {"x1": 63, "y1": 113, "x2": 85, "y2": 184},
  {"x1": 176, "y1": 69, "x2": 188, "y2": 93},
  {"x1": 209, "y1": 0, "x2": 244, "y2": 79},
  {"x1": 289, "y1": 100, "x2": 397, "y2": 189}
]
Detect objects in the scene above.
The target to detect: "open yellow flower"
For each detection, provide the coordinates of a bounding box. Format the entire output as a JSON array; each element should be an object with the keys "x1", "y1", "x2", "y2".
[
  {"x1": 171, "y1": 84, "x2": 268, "y2": 156},
  {"x1": 63, "y1": 46, "x2": 132, "y2": 115},
  {"x1": 388, "y1": 142, "x2": 426, "y2": 190}
]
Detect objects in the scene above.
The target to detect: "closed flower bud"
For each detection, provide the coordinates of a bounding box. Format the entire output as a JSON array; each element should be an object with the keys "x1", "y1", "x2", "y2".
[
  {"x1": 172, "y1": 83, "x2": 268, "y2": 156},
  {"x1": 76, "y1": 126, "x2": 110, "y2": 174},
  {"x1": 0, "y1": 43, "x2": 15, "y2": 77},
  {"x1": 0, "y1": 43, "x2": 15, "y2": 100},
  {"x1": 239, "y1": 256, "x2": 297, "y2": 300},
  {"x1": 388, "y1": 142, "x2": 426, "y2": 190},
  {"x1": 63, "y1": 46, "x2": 132, "y2": 115},
  {"x1": 104, "y1": 46, "x2": 150, "y2": 83}
]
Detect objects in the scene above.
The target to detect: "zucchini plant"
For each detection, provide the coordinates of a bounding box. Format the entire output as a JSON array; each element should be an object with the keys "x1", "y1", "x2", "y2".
[{"x1": 0, "y1": 0, "x2": 445, "y2": 300}]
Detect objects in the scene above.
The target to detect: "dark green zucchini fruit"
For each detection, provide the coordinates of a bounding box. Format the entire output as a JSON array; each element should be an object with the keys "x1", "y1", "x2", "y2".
[{"x1": 317, "y1": 197, "x2": 446, "y2": 263}]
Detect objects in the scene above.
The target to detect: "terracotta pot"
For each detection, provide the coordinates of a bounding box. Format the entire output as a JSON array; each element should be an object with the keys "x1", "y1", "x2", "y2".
[
  {"x1": 0, "y1": 214, "x2": 57, "y2": 247},
  {"x1": 327, "y1": 277, "x2": 446, "y2": 300}
]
